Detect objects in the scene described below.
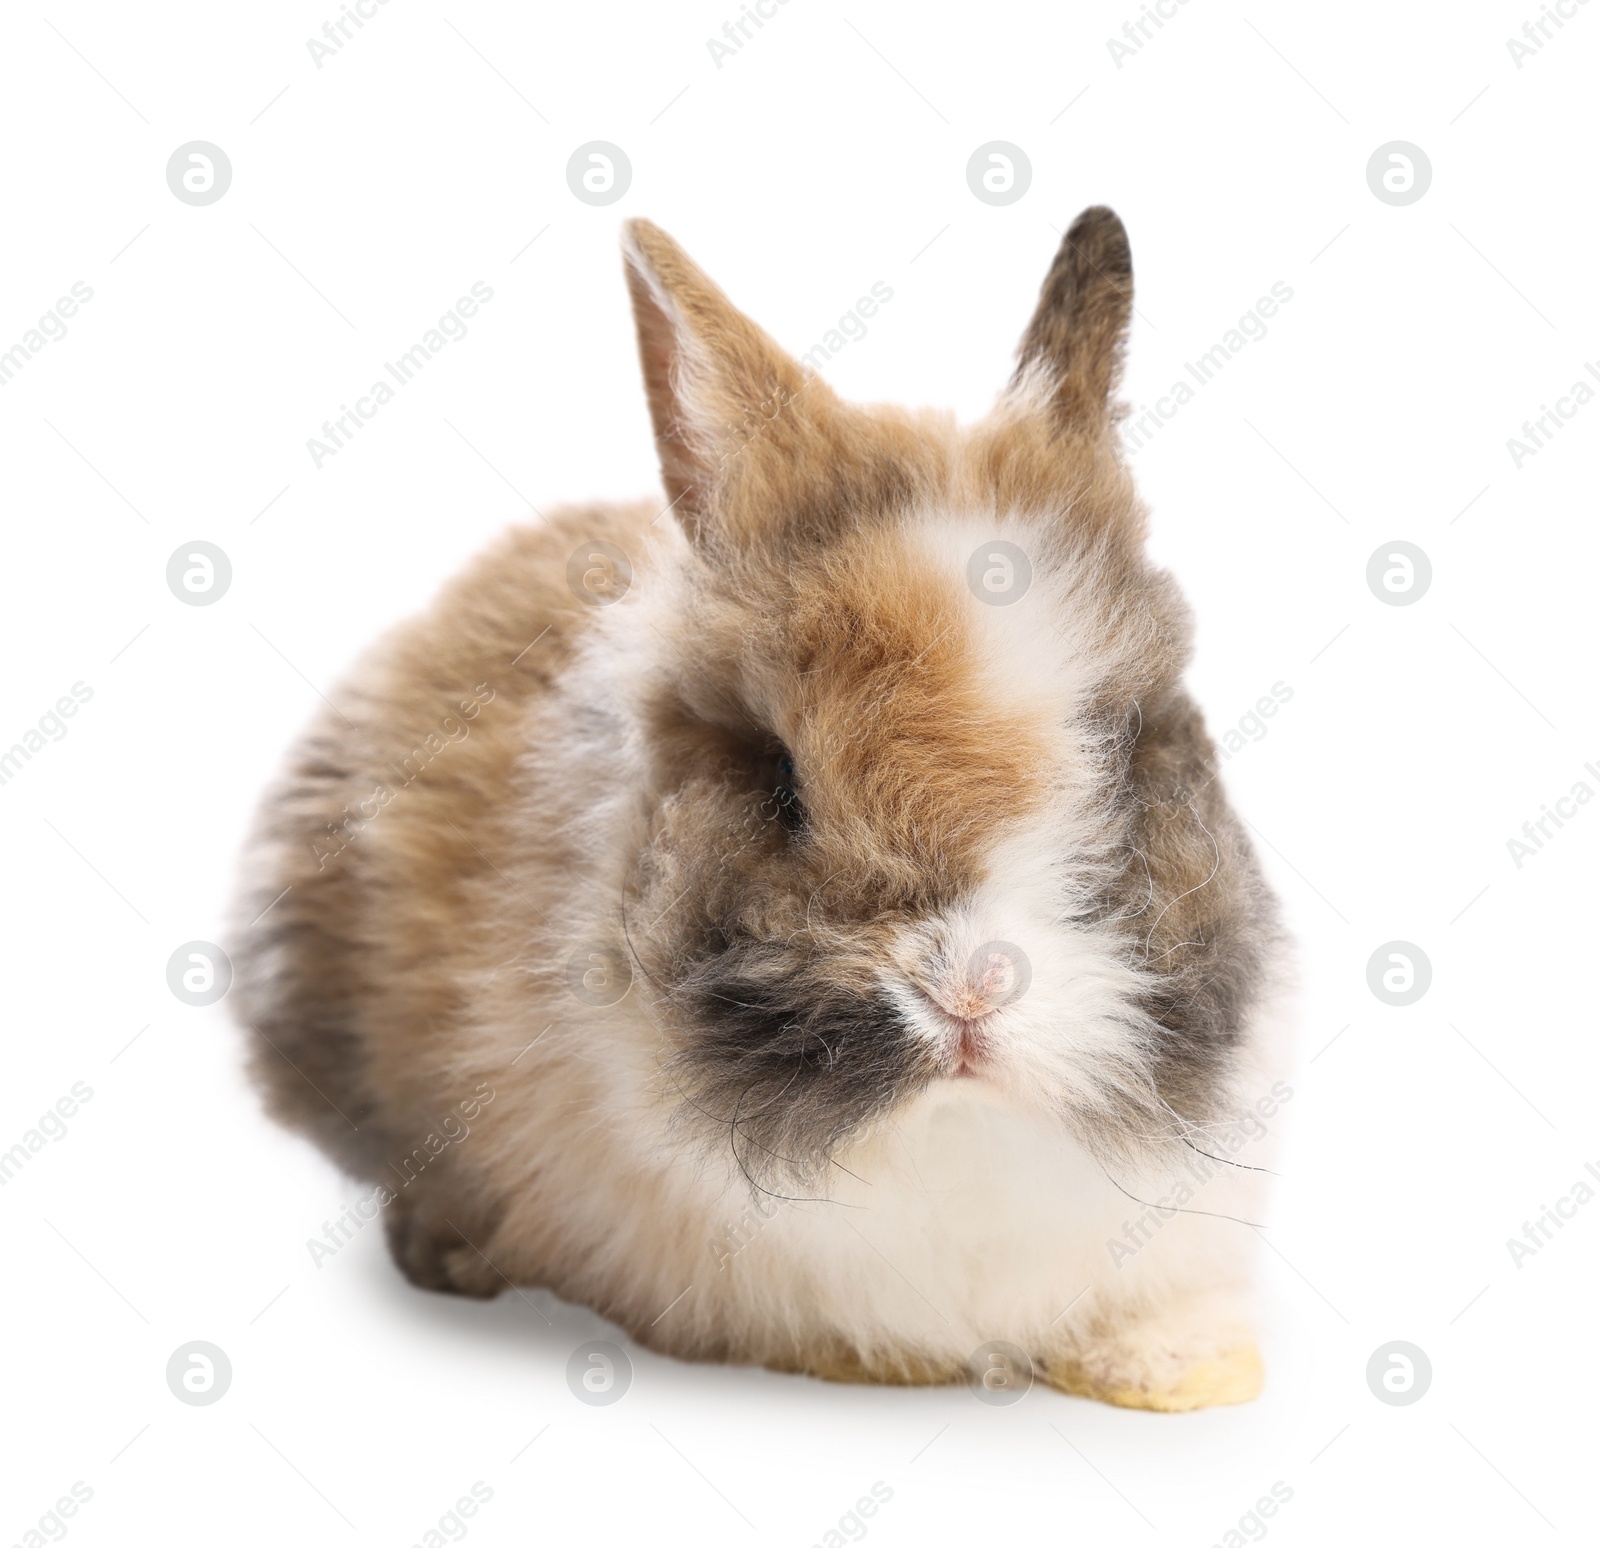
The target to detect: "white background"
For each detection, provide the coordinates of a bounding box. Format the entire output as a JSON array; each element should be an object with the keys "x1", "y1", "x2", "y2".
[{"x1": 2, "y1": 1, "x2": 1596, "y2": 1543}]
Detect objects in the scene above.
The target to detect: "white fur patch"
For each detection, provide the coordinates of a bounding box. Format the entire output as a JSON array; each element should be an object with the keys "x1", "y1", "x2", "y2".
[{"x1": 876, "y1": 512, "x2": 1160, "y2": 1127}]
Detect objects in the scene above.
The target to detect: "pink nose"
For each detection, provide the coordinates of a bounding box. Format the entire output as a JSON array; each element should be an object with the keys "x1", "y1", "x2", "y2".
[
  {"x1": 938, "y1": 984, "x2": 995, "y2": 1022},
  {"x1": 926, "y1": 949, "x2": 1020, "y2": 1019}
]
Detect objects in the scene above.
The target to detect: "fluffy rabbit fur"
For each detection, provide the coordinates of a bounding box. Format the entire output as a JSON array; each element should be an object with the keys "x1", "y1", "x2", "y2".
[{"x1": 234, "y1": 207, "x2": 1291, "y2": 1411}]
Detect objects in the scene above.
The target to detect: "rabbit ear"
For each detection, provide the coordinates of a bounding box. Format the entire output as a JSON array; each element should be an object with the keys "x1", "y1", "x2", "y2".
[
  {"x1": 623, "y1": 220, "x2": 835, "y2": 542},
  {"x1": 1009, "y1": 206, "x2": 1133, "y2": 429}
]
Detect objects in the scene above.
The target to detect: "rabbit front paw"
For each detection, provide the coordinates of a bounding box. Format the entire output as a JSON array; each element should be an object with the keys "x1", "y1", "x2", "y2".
[{"x1": 1042, "y1": 1305, "x2": 1263, "y2": 1412}]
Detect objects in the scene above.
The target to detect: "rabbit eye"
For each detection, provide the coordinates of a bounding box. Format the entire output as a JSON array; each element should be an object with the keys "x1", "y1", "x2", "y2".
[{"x1": 768, "y1": 750, "x2": 805, "y2": 835}]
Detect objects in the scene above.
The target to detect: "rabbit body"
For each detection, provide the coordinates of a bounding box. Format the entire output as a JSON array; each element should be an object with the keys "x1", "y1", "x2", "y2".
[{"x1": 234, "y1": 210, "x2": 1290, "y2": 1410}]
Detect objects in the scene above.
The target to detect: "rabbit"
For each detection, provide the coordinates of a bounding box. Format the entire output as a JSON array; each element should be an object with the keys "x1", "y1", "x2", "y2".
[{"x1": 232, "y1": 206, "x2": 1291, "y2": 1412}]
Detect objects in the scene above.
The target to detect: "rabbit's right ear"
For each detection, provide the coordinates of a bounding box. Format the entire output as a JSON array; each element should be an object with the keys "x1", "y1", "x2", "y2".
[{"x1": 622, "y1": 220, "x2": 839, "y2": 546}]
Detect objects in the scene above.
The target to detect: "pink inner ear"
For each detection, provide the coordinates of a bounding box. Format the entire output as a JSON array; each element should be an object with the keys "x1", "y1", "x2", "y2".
[{"x1": 640, "y1": 337, "x2": 674, "y2": 390}]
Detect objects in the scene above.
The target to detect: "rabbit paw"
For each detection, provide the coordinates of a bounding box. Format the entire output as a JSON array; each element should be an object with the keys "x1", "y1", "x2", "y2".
[
  {"x1": 383, "y1": 1200, "x2": 504, "y2": 1299},
  {"x1": 1044, "y1": 1319, "x2": 1263, "y2": 1412}
]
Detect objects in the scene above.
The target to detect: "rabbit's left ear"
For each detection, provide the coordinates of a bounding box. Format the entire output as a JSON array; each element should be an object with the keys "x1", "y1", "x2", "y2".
[
  {"x1": 623, "y1": 220, "x2": 841, "y2": 545},
  {"x1": 1009, "y1": 206, "x2": 1133, "y2": 430}
]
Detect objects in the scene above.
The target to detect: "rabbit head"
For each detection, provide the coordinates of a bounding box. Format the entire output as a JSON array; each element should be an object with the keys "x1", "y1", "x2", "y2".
[{"x1": 552, "y1": 210, "x2": 1278, "y2": 1190}]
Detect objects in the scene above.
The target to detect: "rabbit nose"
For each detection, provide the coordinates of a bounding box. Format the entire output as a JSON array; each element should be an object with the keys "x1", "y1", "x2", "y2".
[
  {"x1": 935, "y1": 983, "x2": 997, "y2": 1022},
  {"x1": 915, "y1": 941, "x2": 1030, "y2": 1023},
  {"x1": 921, "y1": 963, "x2": 1005, "y2": 1022}
]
